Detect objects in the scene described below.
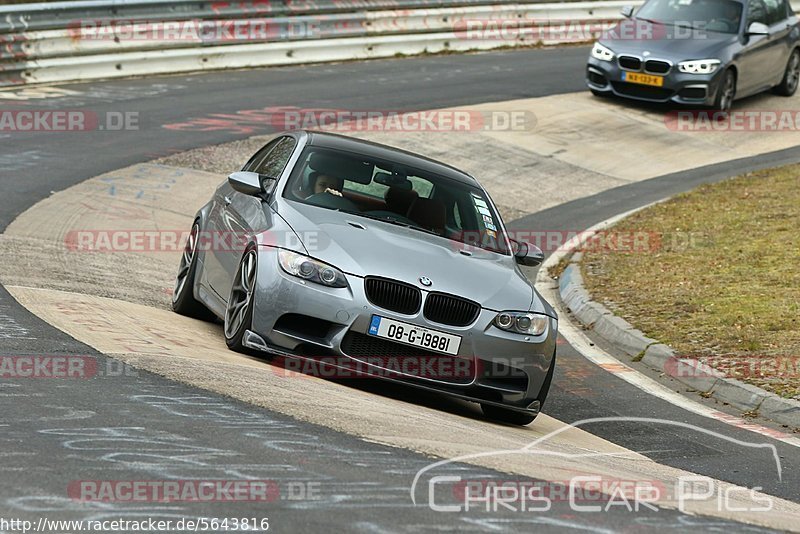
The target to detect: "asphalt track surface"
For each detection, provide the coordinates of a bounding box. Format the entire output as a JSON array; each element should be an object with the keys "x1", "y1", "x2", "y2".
[{"x1": 1, "y1": 46, "x2": 798, "y2": 531}]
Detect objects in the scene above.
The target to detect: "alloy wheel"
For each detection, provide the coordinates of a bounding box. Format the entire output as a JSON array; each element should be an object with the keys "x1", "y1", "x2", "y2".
[
  {"x1": 787, "y1": 52, "x2": 800, "y2": 93},
  {"x1": 719, "y1": 73, "x2": 735, "y2": 112},
  {"x1": 225, "y1": 250, "x2": 257, "y2": 339}
]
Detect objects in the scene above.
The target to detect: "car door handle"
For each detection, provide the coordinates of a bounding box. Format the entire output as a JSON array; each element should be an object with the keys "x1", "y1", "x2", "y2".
[{"x1": 223, "y1": 196, "x2": 233, "y2": 206}]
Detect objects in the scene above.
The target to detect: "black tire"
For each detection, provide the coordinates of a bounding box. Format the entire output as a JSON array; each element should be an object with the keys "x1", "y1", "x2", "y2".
[
  {"x1": 224, "y1": 247, "x2": 258, "y2": 352},
  {"x1": 712, "y1": 70, "x2": 736, "y2": 112},
  {"x1": 481, "y1": 404, "x2": 537, "y2": 426},
  {"x1": 590, "y1": 89, "x2": 607, "y2": 97},
  {"x1": 172, "y1": 221, "x2": 213, "y2": 320},
  {"x1": 773, "y1": 49, "x2": 800, "y2": 96}
]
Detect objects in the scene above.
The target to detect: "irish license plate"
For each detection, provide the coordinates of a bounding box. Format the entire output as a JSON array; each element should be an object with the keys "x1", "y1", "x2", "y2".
[
  {"x1": 368, "y1": 315, "x2": 461, "y2": 356},
  {"x1": 622, "y1": 72, "x2": 664, "y2": 87}
]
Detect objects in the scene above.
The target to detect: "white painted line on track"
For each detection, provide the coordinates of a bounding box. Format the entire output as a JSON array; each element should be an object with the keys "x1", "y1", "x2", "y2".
[{"x1": 535, "y1": 205, "x2": 800, "y2": 449}]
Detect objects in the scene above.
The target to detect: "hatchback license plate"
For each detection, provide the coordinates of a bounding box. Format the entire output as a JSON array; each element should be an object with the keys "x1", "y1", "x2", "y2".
[
  {"x1": 368, "y1": 315, "x2": 462, "y2": 355},
  {"x1": 623, "y1": 72, "x2": 664, "y2": 86}
]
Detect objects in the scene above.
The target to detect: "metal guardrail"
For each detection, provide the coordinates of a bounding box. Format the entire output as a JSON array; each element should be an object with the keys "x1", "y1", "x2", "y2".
[{"x1": 10, "y1": 0, "x2": 781, "y2": 88}]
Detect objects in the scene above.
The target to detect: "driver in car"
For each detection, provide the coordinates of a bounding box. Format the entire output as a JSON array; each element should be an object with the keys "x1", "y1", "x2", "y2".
[
  {"x1": 708, "y1": 1, "x2": 742, "y2": 33},
  {"x1": 303, "y1": 172, "x2": 344, "y2": 198}
]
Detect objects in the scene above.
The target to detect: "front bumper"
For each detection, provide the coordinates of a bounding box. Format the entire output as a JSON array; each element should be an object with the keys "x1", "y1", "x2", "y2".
[
  {"x1": 586, "y1": 56, "x2": 725, "y2": 106},
  {"x1": 248, "y1": 246, "x2": 557, "y2": 414}
]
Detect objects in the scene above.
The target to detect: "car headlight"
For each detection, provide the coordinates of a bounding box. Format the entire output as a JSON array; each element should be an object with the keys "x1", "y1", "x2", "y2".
[
  {"x1": 494, "y1": 311, "x2": 549, "y2": 336},
  {"x1": 278, "y1": 249, "x2": 348, "y2": 288},
  {"x1": 678, "y1": 59, "x2": 720, "y2": 74},
  {"x1": 591, "y1": 42, "x2": 615, "y2": 62}
]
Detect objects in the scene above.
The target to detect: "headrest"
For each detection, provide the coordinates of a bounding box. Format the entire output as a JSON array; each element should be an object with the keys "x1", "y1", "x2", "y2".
[
  {"x1": 384, "y1": 187, "x2": 419, "y2": 216},
  {"x1": 407, "y1": 197, "x2": 446, "y2": 234}
]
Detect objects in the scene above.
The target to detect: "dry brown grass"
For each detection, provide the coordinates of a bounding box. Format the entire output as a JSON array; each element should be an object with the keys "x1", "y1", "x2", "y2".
[{"x1": 581, "y1": 165, "x2": 800, "y2": 399}]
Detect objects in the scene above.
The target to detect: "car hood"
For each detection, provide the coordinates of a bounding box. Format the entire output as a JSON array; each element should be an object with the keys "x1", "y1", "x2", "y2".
[
  {"x1": 277, "y1": 201, "x2": 534, "y2": 311},
  {"x1": 600, "y1": 20, "x2": 737, "y2": 60}
]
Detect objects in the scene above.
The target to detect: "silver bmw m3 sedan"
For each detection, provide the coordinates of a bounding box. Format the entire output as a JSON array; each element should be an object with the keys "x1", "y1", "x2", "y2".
[{"x1": 172, "y1": 131, "x2": 557, "y2": 425}]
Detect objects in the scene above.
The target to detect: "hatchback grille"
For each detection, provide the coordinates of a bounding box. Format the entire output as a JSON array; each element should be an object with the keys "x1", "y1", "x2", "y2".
[
  {"x1": 364, "y1": 277, "x2": 421, "y2": 315},
  {"x1": 341, "y1": 332, "x2": 473, "y2": 384},
  {"x1": 618, "y1": 55, "x2": 641, "y2": 70},
  {"x1": 423, "y1": 293, "x2": 480, "y2": 327},
  {"x1": 645, "y1": 59, "x2": 671, "y2": 74}
]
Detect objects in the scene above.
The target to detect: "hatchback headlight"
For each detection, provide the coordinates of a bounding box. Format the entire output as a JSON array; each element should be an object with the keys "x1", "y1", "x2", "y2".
[
  {"x1": 278, "y1": 250, "x2": 348, "y2": 288},
  {"x1": 591, "y1": 42, "x2": 615, "y2": 62},
  {"x1": 678, "y1": 59, "x2": 720, "y2": 74},
  {"x1": 494, "y1": 311, "x2": 549, "y2": 336}
]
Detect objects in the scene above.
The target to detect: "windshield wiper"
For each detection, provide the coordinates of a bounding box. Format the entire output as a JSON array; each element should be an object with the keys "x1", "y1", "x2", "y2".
[
  {"x1": 636, "y1": 17, "x2": 667, "y2": 25},
  {"x1": 672, "y1": 21, "x2": 702, "y2": 30}
]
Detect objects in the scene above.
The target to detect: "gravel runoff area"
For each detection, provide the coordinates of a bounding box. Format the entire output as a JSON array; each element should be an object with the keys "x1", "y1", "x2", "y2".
[
  {"x1": 157, "y1": 136, "x2": 274, "y2": 177},
  {"x1": 580, "y1": 165, "x2": 800, "y2": 400}
]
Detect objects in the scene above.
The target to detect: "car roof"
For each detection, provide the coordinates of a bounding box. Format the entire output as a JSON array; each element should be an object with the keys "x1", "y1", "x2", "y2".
[{"x1": 302, "y1": 130, "x2": 480, "y2": 187}]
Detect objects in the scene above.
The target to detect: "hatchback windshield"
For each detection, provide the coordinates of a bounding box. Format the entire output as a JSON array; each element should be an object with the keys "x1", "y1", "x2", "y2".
[
  {"x1": 284, "y1": 147, "x2": 510, "y2": 255},
  {"x1": 636, "y1": 0, "x2": 743, "y2": 34}
]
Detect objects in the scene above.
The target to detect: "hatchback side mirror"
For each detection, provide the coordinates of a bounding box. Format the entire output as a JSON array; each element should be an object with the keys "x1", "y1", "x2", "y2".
[
  {"x1": 228, "y1": 171, "x2": 278, "y2": 197},
  {"x1": 620, "y1": 5, "x2": 634, "y2": 17},
  {"x1": 511, "y1": 240, "x2": 545, "y2": 267},
  {"x1": 746, "y1": 21, "x2": 769, "y2": 35}
]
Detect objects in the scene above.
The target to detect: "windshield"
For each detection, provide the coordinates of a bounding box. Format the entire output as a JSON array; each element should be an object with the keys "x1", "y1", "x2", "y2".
[
  {"x1": 635, "y1": 0, "x2": 743, "y2": 34},
  {"x1": 284, "y1": 147, "x2": 510, "y2": 255}
]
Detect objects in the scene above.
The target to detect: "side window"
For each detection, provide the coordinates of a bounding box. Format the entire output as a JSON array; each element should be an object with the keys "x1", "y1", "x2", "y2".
[
  {"x1": 243, "y1": 138, "x2": 280, "y2": 172},
  {"x1": 243, "y1": 136, "x2": 296, "y2": 177},
  {"x1": 452, "y1": 202, "x2": 462, "y2": 229},
  {"x1": 763, "y1": 0, "x2": 787, "y2": 23},
  {"x1": 747, "y1": 0, "x2": 769, "y2": 24}
]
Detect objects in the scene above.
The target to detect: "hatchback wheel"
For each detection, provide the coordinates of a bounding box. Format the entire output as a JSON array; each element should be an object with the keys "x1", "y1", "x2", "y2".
[
  {"x1": 224, "y1": 248, "x2": 258, "y2": 352},
  {"x1": 773, "y1": 49, "x2": 800, "y2": 96},
  {"x1": 713, "y1": 70, "x2": 736, "y2": 112}
]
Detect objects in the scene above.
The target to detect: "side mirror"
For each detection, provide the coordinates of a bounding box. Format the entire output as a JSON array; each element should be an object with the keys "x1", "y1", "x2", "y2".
[
  {"x1": 228, "y1": 171, "x2": 278, "y2": 197},
  {"x1": 511, "y1": 240, "x2": 545, "y2": 267},
  {"x1": 746, "y1": 21, "x2": 769, "y2": 35},
  {"x1": 620, "y1": 5, "x2": 634, "y2": 18}
]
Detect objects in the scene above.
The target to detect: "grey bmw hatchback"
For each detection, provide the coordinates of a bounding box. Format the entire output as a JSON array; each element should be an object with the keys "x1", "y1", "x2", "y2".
[
  {"x1": 586, "y1": 0, "x2": 800, "y2": 110},
  {"x1": 172, "y1": 131, "x2": 557, "y2": 425}
]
